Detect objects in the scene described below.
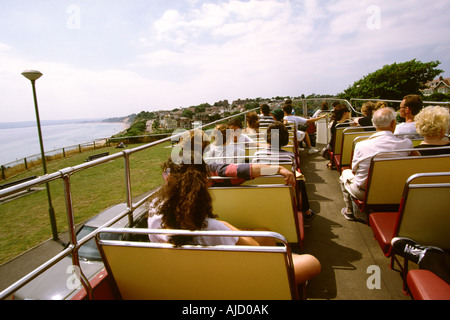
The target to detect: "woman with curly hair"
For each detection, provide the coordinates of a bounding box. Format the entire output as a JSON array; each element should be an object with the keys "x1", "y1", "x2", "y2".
[
  {"x1": 414, "y1": 105, "x2": 450, "y2": 155},
  {"x1": 147, "y1": 152, "x2": 321, "y2": 284}
]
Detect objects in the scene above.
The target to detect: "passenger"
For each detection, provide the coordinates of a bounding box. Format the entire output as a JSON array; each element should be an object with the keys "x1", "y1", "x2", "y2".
[
  {"x1": 270, "y1": 109, "x2": 284, "y2": 122},
  {"x1": 241, "y1": 112, "x2": 260, "y2": 136},
  {"x1": 374, "y1": 100, "x2": 387, "y2": 111},
  {"x1": 252, "y1": 122, "x2": 295, "y2": 162},
  {"x1": 282, "y1": 100, "x2": 325, "y2": 154},
  {"x1": 252, "y1": 122, "x2": 316, "y2": 221},
  {"x1": 414, "y1": 105, "x2": 450, "y2": 155},
  {"x1": 203, "y1": 124, "x2": 245, "y2": 164},
  {"x1": 353, "y1": 101, "x2": 375, "y2": 128},
  {"x1": 339, "y1": 107, "x2": 414, "y2": 221},
  {"x1": 148, "y1": 153, "x2": 321, "y2": 285},
  {"x1": 394, "y1": 94, "x2": 423, "y2": 139},
  {"x1": 227, "y1": 118, "x2": 256, "y2": 148},
  {"x1": 271, "y1": 108, "x2": 285, "y2": 122},
  {"x1": 326, "y1": 104, "x2": 351, "y2": 169},
  {"x1": 176, "y1": 129, "x2": 295, "y2": 187},
  {"x1": 391, "y1": 237, "x2": 450, "y2": 285},
  {"x1": 312, "y1": 101, "x2": 329, "y2": 120},
  {"x1": 258, "y1": 104, "x2": 275, "y2": 127}
]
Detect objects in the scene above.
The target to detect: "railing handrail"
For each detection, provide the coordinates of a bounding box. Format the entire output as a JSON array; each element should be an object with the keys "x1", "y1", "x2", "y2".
[
  {"x1": 350, "y1": 98, "x2": 450, "y2": 106},
  {"x1": 0, "y1": 108, "x2": 256, "y2": 300}
]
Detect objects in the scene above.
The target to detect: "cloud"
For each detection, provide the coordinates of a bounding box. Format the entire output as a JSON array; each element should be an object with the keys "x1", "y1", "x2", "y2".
[{"x1": 1, "y1": 0, "x2": 449, "y2": 122}]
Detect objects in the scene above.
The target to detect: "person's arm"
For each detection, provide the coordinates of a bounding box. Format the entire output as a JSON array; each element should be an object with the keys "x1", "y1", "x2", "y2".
[
  {"x1": 250, "y1": 164, "x2": 296, "y2": 186},
  {"x1": 208, "y1": 162, "x2": 295, "y2": 186},
  {"x1": 306, "y1": 114, "x2": 327, "y2": 124},
  {"x1": 219, "y1": 220, "x2": 260, "y2": 246}
]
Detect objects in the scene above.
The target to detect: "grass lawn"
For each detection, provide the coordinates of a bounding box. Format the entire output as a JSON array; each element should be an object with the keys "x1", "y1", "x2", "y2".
[{"x1": 0, "y1": 142, "x2": 173, "y2": 265}]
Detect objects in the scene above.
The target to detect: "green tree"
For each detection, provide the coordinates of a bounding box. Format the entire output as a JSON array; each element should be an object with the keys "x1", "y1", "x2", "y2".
[
  {"x1": 338, "y1": 59, "x2": 443, "y2": 100},
  {"x1": 181, "y1": 109, "x2": 194, "y2": 119}
]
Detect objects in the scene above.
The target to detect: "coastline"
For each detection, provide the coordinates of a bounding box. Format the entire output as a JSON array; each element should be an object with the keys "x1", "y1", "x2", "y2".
[{"x1": 0, "y1": 121, "x2": 129, "y2": 167}]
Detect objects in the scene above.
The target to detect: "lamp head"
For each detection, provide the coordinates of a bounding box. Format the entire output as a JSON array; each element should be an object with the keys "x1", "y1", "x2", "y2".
[{"x1": 22, "y1": 70, "x2": 43, "y2": 81}]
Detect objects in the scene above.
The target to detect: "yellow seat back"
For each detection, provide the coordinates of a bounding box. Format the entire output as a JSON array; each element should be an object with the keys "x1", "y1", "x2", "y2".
[
  {"x1": 341, "y1": 131, "x2": 374, "y2": 167},
  {"x1": 397, "y1": 173, "x2": 450, "y2": 250},
  {"x1": 366, "y1": 155, "x2": 450, "y2": 206},
  {"x1": 210, "y1": 185, "x2": 300, "y2": 243},
  {"x1": 96, "y1": 229, "x2": 296, "y2": 300}
]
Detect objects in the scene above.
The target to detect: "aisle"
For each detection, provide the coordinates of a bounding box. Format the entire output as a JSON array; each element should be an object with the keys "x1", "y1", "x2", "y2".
[{"x1": 299, "y1": 151, "x2": 411, "y2": 300}]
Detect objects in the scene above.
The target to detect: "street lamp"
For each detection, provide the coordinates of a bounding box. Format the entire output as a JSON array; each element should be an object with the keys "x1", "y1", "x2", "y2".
[{"x1": 22, "y1": 70, "x2": 59, "y2": 241}]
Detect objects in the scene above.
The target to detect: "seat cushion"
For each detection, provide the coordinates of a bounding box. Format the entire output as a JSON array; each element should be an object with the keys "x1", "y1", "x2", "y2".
[
  {"x1": 407, "y1": 270, "x2": 450, "y2": 300},
  {"x1": 369, "y1": 212, "x2": 400, "y2": 256}
]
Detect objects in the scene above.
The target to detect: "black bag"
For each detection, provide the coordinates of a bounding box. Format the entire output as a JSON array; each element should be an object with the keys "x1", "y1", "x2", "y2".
[
  {"x1": 321, "y1": 145, "x2": 331, "y2": 160},
  {"x1": 297, "y1": 124, "x2": 309, "y2": 132}
]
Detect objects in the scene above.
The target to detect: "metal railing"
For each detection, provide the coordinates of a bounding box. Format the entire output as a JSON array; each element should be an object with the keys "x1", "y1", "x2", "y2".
[
  {"x1": 350, "y1": 98, "x2": 450, "y2": 108},
  {"x1": 0, "y1": 109, "x2": 255, "y2": 300}
]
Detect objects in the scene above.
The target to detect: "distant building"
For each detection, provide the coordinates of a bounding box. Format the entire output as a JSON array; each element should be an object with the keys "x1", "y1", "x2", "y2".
[
  {"x1": 422, "y1": 77, "x2": 450, "y2": 96},
  {"x1": 161, "y1": 114, "x2": 178, "y2": 130}
]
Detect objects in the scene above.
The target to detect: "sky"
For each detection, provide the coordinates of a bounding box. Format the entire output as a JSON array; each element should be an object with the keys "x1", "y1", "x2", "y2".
[{"x1": 1, "y1": 0, "x2": 449, "y2": 122}]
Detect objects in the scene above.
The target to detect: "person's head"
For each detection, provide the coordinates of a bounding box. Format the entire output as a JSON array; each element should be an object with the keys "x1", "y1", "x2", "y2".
[
  {"x1": 211, "y1": 124, "x2": 230, "y2": 146},
  {"x1": 361, "y1": 101, "x2": 375, "y2": 117},
  {"x1": 282, "y1": 104, "x2": 293, "y2": 115},
  {"x1": 228, "y1": 118, "x2": 246, "y2": 142},
  {"x1": 331, "y1": 101, "x2": 340, "y2": 109},
  {"x1": 400, "y1": 94, "x2": 423, "y2": 119},
  {"x1": 176, "y1": 129, "x2": 210, "y2": 163},
  {"x1": 271, "y1": 109, "x2": 284, "y2": 122},
  {"x1": 414, "y1": 106, "x2": 450, "y2": 138},
  {"x1": 374, "y1": 101, "x2": 387, "y2": 111},
  {"x1": 266, "y1": 121, "x2": 289, "y2": 147},
  {"x1": 321, "y1": 101, "x2": 329, "y2": 111},
  {"x1": 153, "y1": 153, "x2": 216, "y2": 246},
  {"x1": 260, "y1": 104, "x2": 271, "y2": 116},
  {"x1": 245, "y1": 112, "x2": 260, "y2": 130},
  {"x1": 372, "y1": 107, "x2": 397, "y2": 132},
  {"x1": 227, "y1": 118, "x2": 242, "y2": 130},
  {"x1": 331, "y1": 104, "x2": 350, "y2": 121}
]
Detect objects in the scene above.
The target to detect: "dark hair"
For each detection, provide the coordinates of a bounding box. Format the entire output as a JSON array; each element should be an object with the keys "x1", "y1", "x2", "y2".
[
  {"x1": 403, "y1": 94, "x2": 423, "y2": 116},
  {"x1": 271, "y1": 109, "x2": 284, "y2": 122},
  {"x1": 260, "y1": 104, "x2": 271, "y2": 115},
  {"x1": 227, "y1": 118, "x2": 242, "y2": 129},
  {"x1": 331, "y1": 104, "x2": 350, "y2": 121},
  {"x1": 266, "y1": 122, "x2": 289, "y2": 147},
  {"x1": 246, "y1": 112, "x2": 260, "y2": 130},
  {"x1": 282, "y1": 104, "x2": 293, "y2": 115},
  {"x1": 152, "y1": 155, "x2": 217, "y2": 246}
]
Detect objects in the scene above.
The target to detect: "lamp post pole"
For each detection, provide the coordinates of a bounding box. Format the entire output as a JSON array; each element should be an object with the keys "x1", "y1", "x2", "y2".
[{"x1": 22, "y1": 70, "x2": 59, "y2": 241}]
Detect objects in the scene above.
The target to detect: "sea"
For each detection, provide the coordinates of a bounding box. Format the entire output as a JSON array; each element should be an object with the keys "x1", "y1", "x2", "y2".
[{"x1": 0, "y1": 120, "x2": 128, "y2": 165}]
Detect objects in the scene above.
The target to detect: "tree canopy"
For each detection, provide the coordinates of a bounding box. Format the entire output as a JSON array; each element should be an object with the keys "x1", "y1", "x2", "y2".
[{"x1": 338, "y1": 59, "x2": 443, "y2": 100}]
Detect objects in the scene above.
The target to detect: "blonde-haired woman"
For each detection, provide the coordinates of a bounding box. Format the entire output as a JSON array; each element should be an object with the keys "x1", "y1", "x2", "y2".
[{"x1": 414, "y1": 105, "x2": 450, "y2": 155}]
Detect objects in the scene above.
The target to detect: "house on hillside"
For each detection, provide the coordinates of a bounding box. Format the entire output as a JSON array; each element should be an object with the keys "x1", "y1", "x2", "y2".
[
  {"x1": 422, "y1": 77, "x2": 450, "y2": 96},
  {"x1": 161, "y1": 114, "x2": 178, "y2": 130}
]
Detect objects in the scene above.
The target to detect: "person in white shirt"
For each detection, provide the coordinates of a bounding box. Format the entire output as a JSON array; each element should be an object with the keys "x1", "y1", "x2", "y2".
[
  {"x1": 148, "y1": 152, "x2": 321, "y2": 285},
  {"x1": 258, "y1": 104, "x2": 275, "y2": 127},
  {"x1": 394, "y1": 94, "x2": 423, "y2": 139},
  {"x1": 282, "y1": 101, "x2": 326, "y2": 154},
  {"x1": 339, "y1": 107, "x2": 413, "y2": 221},
  {"x1": 203, "y1": 124, "x2": 246, "y2": 164}
]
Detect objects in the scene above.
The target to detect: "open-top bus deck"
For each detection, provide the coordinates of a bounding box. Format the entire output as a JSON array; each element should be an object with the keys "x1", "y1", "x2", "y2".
[
  {"x1": 3, "y1": 98, "x2": 450, "y2": 301},
  {"x1": 0, "y1": 146, "x2": 411, "y2": 300}
]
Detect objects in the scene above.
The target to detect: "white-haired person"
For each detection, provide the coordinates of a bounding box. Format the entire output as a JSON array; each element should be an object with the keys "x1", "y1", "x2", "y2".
[
  {"x1": 339, "y1": 107, "x2": 414, "y2": 221},
  {"x1": 414, "y1": 105, "x2": 450, "y2": 156}
]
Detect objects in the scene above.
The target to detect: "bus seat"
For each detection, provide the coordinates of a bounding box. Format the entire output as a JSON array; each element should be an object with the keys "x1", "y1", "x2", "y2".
[
  {"x1": 370, "y1": 172, "x2": 450, "y2": 257},
  {"x1": 355, "y1": 152, "x2": 450, "y2": 213},
  {"x1": 209, "y1": 184, "x2": 303, "y2": 247},
  {"x1": 338, "y1": 131, "x2": 374, "y2": 172},
  {"x1": 407, "y1": 270, "x2": 450, "y2": 300},
  {"x1": 369, "y1": 172, "x2": 450, "y2": 292},
  {"x1": 95, "y1": 228, "x2": 298, "y2": 300}
]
